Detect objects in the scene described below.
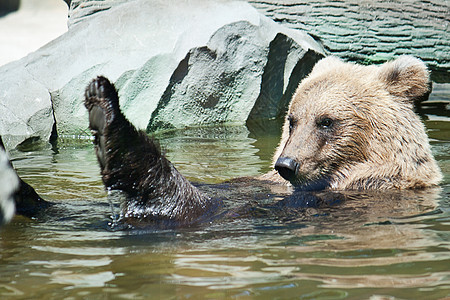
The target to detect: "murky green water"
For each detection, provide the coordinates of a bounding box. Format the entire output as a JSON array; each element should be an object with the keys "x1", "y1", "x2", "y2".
[{"x1": 1, "y1": 87, "x2": 449, "y2": 299}]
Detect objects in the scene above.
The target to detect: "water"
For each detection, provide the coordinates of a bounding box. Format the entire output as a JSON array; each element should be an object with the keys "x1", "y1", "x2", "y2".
[{"x1": 1, "y1": 90, "x2": 449, "y2": 299}]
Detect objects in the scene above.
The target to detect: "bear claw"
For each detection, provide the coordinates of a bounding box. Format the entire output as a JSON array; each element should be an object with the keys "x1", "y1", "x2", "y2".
[
  {"x1": 84, "y1": 76, "x2": 123, "y2": 130},
  {"x1": 84, "y1": 76, "x2": 120, "y2": 113}
]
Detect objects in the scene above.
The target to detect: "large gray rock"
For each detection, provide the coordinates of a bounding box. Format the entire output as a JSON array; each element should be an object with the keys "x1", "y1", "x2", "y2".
[
  {"x1": 0, "y1": 0, "x2": 324, "y2": 149},
  {"x1": 0, "y1": 69, "x2": 55, "y2": 149},
  {"x1": 147, "y1": 22, "x2": 323, "y2": 131}
]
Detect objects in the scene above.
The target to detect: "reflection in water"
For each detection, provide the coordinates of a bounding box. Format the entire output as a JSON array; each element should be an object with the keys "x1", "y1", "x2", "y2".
[
  {"x1": 31, "y1": 245, "x2": 126, "y2": 256},
  {"x1": 157, "y1": 125, "x2": 275, "y2": 183},
  {"x1": 0, "y1": 108, "x2": 448, "y2": 298},
  {"x1": 163, "y1": 186, "x2": 448, "y2": 291},
  {"x1": 48, "y1": 271, "x2": 116, "y2": 288},
  {"x1": 172, "y1": 254, "x2": 299, "y2": 289},
  {"x1": 296, "y1": 272, "x2": 449, "y2": 289},
  {"x1": 28, "y1": 257, "x2": 113, "y2": 268}
]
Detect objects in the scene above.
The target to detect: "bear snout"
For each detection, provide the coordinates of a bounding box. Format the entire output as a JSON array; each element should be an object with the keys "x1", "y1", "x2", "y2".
[{"x1": 275, "y1": 157, "x2": 299, "y2": 182}]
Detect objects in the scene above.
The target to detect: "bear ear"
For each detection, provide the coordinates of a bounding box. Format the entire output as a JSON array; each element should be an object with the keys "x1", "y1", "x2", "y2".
[
  {"x1": 311, "y1": 56, "x2": 344, "y2": 74},
  {"x1": 377, "y1": 56, "x2": 430, "y2": 103}
]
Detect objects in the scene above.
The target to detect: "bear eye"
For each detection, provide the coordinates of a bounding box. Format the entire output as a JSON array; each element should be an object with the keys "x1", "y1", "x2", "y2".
[
  {"x1": 317, "y1": 117, "x2": 334, "y2": 130},
  {"x1": 288, "y1": 115, "x2": 296, "y2": 133}
]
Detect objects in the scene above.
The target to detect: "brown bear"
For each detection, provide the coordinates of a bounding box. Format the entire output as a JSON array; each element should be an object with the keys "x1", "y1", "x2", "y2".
[
  {"x1": 84, "y1": 56, "x2": 442, "y2": 226},
  {"x1": 269, "y1": 55, "x2": 442, "y2": 190}
]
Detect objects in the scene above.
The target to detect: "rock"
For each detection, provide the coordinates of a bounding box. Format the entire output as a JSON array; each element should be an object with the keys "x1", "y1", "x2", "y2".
[
  {"x1": 0, "y1": 66, "x2": 55, "y2": 149},
  {"x1": 249, "y1": 0, "x2": 449, "y2": 82},
  {"x1": 147, "y1": 21, "x2": 324, "y2": 131},
  {"x1": 0, "y1": 0, "x2": 324, "y2": 149},
  {"x1": 67, "y1": 0, "x2": 128, "y2": 28}
]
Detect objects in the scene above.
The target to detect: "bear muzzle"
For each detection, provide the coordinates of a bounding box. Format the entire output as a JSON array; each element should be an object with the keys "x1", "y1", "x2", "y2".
[{"x1": 275, "y1": 157, "x2": 299, "y2": 182}]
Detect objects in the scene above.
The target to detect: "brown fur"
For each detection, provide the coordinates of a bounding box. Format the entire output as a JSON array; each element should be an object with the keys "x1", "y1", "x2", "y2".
[{"x1": 269, "y1": 56, "x2": 442, "y2": 190}]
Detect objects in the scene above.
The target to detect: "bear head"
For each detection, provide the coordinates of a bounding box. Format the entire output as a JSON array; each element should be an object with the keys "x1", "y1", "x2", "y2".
[{"x1": 274, "y1": 56, "x2": 442, "y2": 190}]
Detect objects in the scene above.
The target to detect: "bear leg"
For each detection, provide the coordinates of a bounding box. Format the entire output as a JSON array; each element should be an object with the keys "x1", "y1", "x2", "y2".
[{"x1": 84, "y1": 77, "x2": 217, "y2": 225}]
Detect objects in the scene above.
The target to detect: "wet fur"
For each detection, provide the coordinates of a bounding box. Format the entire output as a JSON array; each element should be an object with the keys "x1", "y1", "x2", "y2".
[{"x1": 85, "y1": 77, "x2": 216, "y2": 226}]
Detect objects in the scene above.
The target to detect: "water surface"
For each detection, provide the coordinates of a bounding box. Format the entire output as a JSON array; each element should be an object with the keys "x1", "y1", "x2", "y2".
[{"x1": 0, "y1": 89, "x2": 449, "y2": 299}]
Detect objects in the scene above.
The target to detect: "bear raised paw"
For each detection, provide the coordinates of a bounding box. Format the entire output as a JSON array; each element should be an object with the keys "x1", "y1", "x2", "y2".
[
  {"x1": 84, "y1": 56, "x2": 442, "y2": 225},
  {"x1": 85, "y1": 77, "x2": 217, "y2": 226}
]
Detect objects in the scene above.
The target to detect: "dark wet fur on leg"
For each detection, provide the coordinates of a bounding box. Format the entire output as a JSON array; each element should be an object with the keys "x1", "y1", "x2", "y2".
[{"x1": 84, "y1": 77, "x2": 218, "y2": 226}]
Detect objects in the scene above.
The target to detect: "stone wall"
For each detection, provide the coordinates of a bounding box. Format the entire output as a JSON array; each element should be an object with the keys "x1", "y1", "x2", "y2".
[{"x1": 249, "y1": 0, "x2": 449, "y2": 82}]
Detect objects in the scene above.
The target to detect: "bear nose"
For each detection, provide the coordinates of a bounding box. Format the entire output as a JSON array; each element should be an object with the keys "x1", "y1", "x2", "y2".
[{"x1": 275, "y1": 157, "x2": 299, "y2": 181}]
